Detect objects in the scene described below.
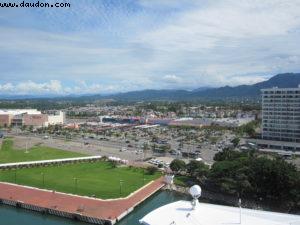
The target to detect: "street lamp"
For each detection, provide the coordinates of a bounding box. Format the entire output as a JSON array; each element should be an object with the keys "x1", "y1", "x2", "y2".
[
  {"x1": 41, "y1": 172, "x2": 45, "y2": 188},
  {"x1": 74, "y1": 177, "x2": 78, "y2": 194},
  {"x1": 119, "y1": 179, "x2": 124, "y2": 196},
  {"x1": 14, "y1": 169, "x2": 17, "y2": 183}
]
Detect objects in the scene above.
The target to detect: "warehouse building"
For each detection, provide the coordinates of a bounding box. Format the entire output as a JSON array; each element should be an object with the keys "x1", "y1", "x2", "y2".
[{"x1": 0, "y1": 109, "x2": 65, "y2": 127}]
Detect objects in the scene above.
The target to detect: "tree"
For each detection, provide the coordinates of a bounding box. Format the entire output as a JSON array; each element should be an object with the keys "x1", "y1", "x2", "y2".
[
  {"x1": 231, "y1": 137, "x2": 240, "y2": 147},
  {"x1": 29, "y1": 125, "x2": 34, "y2": 132},
  {"x1": 236, "y1": 120, "x2": 259, "y2": 137},
  {"x1": 213, "y1": 148, "x2": 244, "y2": 161},
  {"x1": 248, "y1": 157, "x2": 300, "y2": 202},
  {"x1": 170, "y1": 159, "x2": 186, "y2": 173},
  {"x1": 210, "y1": 151, "x2": 300, "y2": 207},
  {"x1": 110, "y1": 161, "x2": 118, "y2": 168},
  {"x1": 143, "y1": 142, "x2": 149, "y2": 151},
  {"x1": 187, "y1": 160, "x2": 209, "y2": 179},
  {"x1": 159, "y1": 144, "x2": 171, "y2": 153},
  {"x1": 146, "y1": 166, "x2": 158, "y2": 175}
]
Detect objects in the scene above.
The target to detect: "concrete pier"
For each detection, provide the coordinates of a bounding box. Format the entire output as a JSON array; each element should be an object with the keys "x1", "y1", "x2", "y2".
[{"x1": 0, "y1": 177, "x2": 165, "y2": 224}]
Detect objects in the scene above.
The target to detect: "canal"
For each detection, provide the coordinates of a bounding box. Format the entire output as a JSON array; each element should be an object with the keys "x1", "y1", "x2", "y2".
[{"x1": 0, "y1": 191, "x2": 190, "y2": 225}]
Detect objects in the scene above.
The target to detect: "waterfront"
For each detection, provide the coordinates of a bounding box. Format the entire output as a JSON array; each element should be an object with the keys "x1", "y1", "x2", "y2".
[{"x1": 0, "y1": 191, "x2": 189, "y2": 225}]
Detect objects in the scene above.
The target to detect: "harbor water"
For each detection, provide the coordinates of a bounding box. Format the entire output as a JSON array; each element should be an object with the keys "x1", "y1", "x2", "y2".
[{"x1": 0, "y1": 191, "x2": 190, "y2": 225}]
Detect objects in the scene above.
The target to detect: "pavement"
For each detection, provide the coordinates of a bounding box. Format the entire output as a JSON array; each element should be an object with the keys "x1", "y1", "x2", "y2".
[
  {"x1": 11, "y1": 135, "x2": 146, "y2": 161},
  {"x1": 0, "y1": 176, "x2": 165, "y2": 223}
]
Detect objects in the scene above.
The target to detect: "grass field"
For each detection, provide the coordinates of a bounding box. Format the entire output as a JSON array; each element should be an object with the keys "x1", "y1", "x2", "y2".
[
  {"x1": 0, "y1": 138, "x2": 86, "y2": 164},
  {"x1": 0, "y1": 161, "x2": 160, "y2": 199}
]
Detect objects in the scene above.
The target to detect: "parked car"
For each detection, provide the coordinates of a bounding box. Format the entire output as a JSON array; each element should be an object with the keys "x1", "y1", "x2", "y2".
[{"x1": 120, "y1": 147, "x2": 127, "y2": 152}]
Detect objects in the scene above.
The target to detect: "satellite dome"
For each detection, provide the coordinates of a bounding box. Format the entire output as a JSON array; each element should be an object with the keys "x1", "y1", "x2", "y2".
[{"x1": 189, "y1": 185, "x2": 202, "y2": 199}]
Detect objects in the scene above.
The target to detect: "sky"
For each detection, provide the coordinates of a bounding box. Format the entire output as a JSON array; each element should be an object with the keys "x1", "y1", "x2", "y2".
[{"x1": 0, "y1": 0, "x2": 300, "y2": 95}]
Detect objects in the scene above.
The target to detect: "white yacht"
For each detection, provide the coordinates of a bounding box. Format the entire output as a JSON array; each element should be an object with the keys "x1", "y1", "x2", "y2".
[{"x1": 140, "y1": 185, "x2": 300, "y2": 225}]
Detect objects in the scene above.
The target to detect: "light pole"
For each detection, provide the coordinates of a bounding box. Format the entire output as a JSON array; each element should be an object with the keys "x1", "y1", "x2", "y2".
[
  {"x1": 25, "y1": 140, "x2": 28, "y2": 153},
  {"x1": 143, "y1": 170, "x2": 145, "y2": 185},
  {"x1": 119, "y1": 179, "x2": 124, "y2": 196},
  {"x1": 41, "y1": 172, "x2": 45, "y2": 188},
  {"x1": 74, "y1": 178, "x2": 78, "y2": 194},
  {"x1": 14, "y1": 169, "x2": 17, "y2": 183}
]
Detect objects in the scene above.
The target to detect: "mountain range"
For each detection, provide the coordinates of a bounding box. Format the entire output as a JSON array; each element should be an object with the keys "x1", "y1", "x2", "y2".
[
  {"x1": 0, "y1": 73, "x2": 299, "y2": 102},
  {"x1": 104, "y1": 73, "x2": 300, "y2": 101}
]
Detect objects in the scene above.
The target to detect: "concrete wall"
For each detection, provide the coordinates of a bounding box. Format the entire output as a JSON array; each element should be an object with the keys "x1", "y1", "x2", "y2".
[
  {"x1": 23, "y1": 114, "x2": 48, "y2": 127},
  {"x1": 0, "y1": 114, "x2": 12, "y2": 127},
  {"x1": 47, "y1": 111, "x2": 65, "y2": 125}
]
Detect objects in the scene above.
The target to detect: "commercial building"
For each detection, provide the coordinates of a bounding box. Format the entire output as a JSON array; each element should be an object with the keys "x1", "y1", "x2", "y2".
[
  {"x1": 260, "y1": 87, "x2": 300, "y2": 151},
  {"x1": 0, "y1": 109, "x2": 65, "y2": 127},
  {"x1": 0, "y1": 114, "x2": 13, "y2": 128},
  {"x1": 23, "y1": 114, "x2": 48, "y2": 127},
  {"x1": 47, "y1": 111, "x2": 65, "y2": 125}
]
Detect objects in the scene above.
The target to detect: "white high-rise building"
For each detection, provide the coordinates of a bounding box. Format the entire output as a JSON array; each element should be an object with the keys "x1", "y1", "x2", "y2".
[{"x1": 261, "y1": 87, "x2": 300, "y2": 143}]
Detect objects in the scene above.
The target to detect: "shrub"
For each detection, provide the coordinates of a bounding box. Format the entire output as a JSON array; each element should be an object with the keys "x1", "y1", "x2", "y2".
[
  {"x1": 170, "y1": 159, "x2": 186, "y2": 173},
  {"x1": 146, "y1": 166, "x2": 158, "y2": 175}
]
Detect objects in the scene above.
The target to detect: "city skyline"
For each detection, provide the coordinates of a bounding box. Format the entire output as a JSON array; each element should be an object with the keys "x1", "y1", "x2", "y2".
[{"x1": 1, "y1": 0, "x2": 300, "y2": 95}]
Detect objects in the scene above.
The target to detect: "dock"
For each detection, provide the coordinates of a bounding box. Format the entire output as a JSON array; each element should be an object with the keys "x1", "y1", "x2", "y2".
[{"x1": 0, "y1": 177, "x2": 165, "y2": 224}]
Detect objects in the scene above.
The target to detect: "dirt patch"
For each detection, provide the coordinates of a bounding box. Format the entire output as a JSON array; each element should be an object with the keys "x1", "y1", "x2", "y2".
[{"x1": 13, "y1": 136, "x2": 43, "y2": 150}]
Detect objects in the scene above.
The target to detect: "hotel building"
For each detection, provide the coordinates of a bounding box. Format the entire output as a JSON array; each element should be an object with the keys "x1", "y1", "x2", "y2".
[{"x1": 259, "y1": 87, "x2": 300, "y2": 151}]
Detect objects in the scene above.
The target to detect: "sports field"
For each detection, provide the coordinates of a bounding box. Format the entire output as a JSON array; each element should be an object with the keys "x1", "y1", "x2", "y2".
[
  {"x1": 0, "y1": 138, "x2": 86, "y2": 163},
  {"x1": 0, "y1": 161, "x2": 160, "y2": 199}
]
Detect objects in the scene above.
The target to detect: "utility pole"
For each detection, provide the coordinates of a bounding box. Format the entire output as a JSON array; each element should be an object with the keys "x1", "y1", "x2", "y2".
[
  {"x1": 14, "y1": 169, "x2": 17, "y2": 183},
  {"x1": 119, "y1": 179, "x2": 124, "y2": 196},
  {"x1": 239, "y1": 198, "x2": 242, "y2": 224},
  {"x1": 25, "y1": 139, "x2": 28, "y2": 153},
  {"x1": 41, "y1": 172, "x2": 45, "y2": 188},
  {"x1": 74, "y1": 177, "x2": 78, "y2": 194}
]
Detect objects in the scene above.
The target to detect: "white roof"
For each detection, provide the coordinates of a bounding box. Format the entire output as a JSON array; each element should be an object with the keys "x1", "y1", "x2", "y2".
[
  {"x1": 140, "y1": 200, "x2": 300, "y2": 225},
  {"x1": 0, "y1": 109, "x2": 41, "y2": 115}
]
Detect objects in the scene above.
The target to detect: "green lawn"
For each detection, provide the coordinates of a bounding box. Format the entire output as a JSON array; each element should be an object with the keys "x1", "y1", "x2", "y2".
[
  {"x1": 0, "y1": 138, "x2": 86, "y2": 164},
  {"x1": 0, "y1": 161, "x2": 160, "y2": 199}
]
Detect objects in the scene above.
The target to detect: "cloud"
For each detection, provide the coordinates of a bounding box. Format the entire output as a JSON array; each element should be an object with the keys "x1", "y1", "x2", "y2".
[
  {"x1": 0, "y1": 0, "x2": 300, "y2": 93},
  {"x1": 0, "y1": 80, "x2": 129, "y2": 95},
  {"x1": 161, "y1": 75, "x2": 182, "y2": 84},
  {"x1": 0, "y1": 80, "x2": 63, "y2": 95},
  {"x1": 138, "y1": 0, "x2": 300, "y2": 51}
]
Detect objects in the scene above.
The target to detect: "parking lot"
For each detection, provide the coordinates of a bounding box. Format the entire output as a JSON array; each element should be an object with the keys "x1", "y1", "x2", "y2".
[{"x1": 3, "y1": 124, "x2": 238, "y2": 166}]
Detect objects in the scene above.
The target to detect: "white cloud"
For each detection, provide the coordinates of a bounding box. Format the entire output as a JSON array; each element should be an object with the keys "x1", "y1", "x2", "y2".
[
  {"x1": 138, "y1": 0, "x2": 300, "y2": 51},
  {"x1": 0, "y1": 0, "x2": 300, "y2": 92},
  {"x1": 137, "y1": 0, "x2": 199, "y2": 9},
  {"x1": 0, "y1": 80, "x2": 63, "y2": 95},
  {"x1": 0, "y1": 80, "x2": 127, "y2": 95},
  {"x1": 161, "y1": 75, "x2": 182, "y2": 84}
]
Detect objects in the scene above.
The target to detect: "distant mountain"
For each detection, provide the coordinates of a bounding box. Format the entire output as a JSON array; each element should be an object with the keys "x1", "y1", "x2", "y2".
[
  {"x1": 109, "y1": 89, "x2": 190, "y2": 101},
  {"x1": 190, "y1": 73, "x2": 300, "y2": 99},
  {"x1": 191, "y1": 87, "x2": 213, "y2": 92},
  {"x1": 103, "y1": 73, "x2": 300, "y2": 101},
  {"x1": 0, "y1": 73, "x2": 299, "y2": 102}
]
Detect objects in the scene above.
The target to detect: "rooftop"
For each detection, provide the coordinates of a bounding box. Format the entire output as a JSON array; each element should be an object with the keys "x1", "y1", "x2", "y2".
[{"x1": 140, "y1": 200, "x2": 300, "y2": 225}]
